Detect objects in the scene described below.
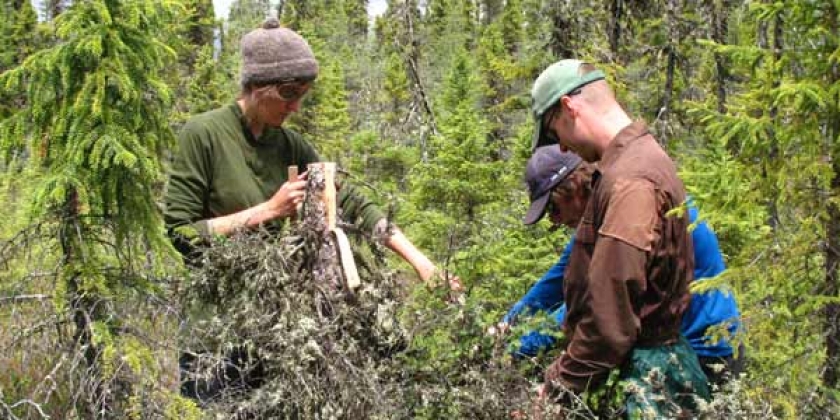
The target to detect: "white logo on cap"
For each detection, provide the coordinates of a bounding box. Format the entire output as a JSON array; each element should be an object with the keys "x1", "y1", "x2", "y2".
[{"x1": 549, "y1": 167, "x2": 568, "y2": 182}]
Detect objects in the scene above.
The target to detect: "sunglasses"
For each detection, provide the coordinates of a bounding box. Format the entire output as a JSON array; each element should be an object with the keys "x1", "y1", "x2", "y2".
[
  {"x1": 541, "y1": 87, "x2": 584, "y2": 141},
  {"x1": 273, "y1": 81, "x2": 311, "y2": 101},
  {"x1": 545, "y1": 189, "x2": 558, "y2": 215},
  {"x1": 542, "y1": 106, "x2": 560, "y2": 137}
]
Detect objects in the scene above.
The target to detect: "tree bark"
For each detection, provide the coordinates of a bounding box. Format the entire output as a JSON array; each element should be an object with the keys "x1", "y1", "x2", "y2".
[
  {"x1": 608, "y1": 0, "x2": 623, "y2": 59},
  {"x1": 659, "y1": 0, "x2": 680, "y2": 130},
  {"x1": 825, "y1": 146, "x2": 840, "y2": 388},
  {"x1": 823, "y1": 1, "x2": 840, "y2": 389},
  {"x1": 711, "y1": 0, "x2": 730, "y2": 114},
  {"x1": 303, "y1": 163, "x2": 343, "y2": 290},
  {"x1": 757, "y1": 4, "x2": 782, "y2": 229},
  {"x1": 399, "y1": 0, "x2": 439, "y2": 143},
  {"x1": 61, "y1": 189, "x2": 110, "y2": 418}
]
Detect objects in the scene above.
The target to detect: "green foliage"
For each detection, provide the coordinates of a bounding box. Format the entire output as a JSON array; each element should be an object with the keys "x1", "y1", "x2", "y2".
[
  {"x1": 344, "y1": 0, "x2": 369, "y2": 38},
  {"x1": 2, "y1": 0, "x2": 840, "y2": 417},
  {"x1": 381, "y1": 50, "x2": 412, "y2": 124},
  {"x1": 346, "y1": 130, "x2": 420, "y2": 192},
  {"x1": 181, "y1": 43, "x2": 237, "y2": 119},
  {"x1": 283, "y1": 26, "x2": 353, "y2": 164},
  {"x1": 1, "y1": 0, "x2": 179, "y2": 257},
  {"x1": 224, "y1": 0, "x2": 270, "y2": 61},
  {"x1": 0, "y1": 1, "x2": 188, "y2": 417},
  {"x1": 683, "y1": 0, "x2": 840, "y2": 415},
  {"x1": 406, "y1": 50, "x2": 504, "y2": 256},
  {"x1": 0, "y1": 0, "x2": 47, "y2": 120},
  {"x1": 183, "y1": 0, "x2": 215, "y2": 47},
  {"x1": 679, "y1": 145, "x2": 769, "y2": 257}
]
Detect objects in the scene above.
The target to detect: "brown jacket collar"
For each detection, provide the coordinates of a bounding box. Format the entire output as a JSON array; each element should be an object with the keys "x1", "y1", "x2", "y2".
[{"x1": 600, "y1": 121, "x2": 650, "y2": 170}]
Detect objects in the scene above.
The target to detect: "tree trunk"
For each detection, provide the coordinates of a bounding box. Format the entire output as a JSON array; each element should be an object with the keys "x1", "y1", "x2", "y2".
[
  {"x1": 548, "y1": 2, "x2": 574, "y2": 59},
  {"x1": 825, "y1": 153, "x2": 840, "y2": 388},
  {"x1": 766, "y1": 10, "x2": 783, "y2": 229},
  {"x1": 757, "y1": 4, "x2": 782, "y2": 229},
  {"x1": 399, "y1": 0, "x2": 439, "y2": 141},
  {"x1": 61, "y1": 189, "x2": 109, "y2": 418},
  {"x1": 303, "y1": 163, "x2": 344, "y2": 290},
  {"x1": 608, "y1": 0, "x2": 623, "y2": 59},
  {"x1": 823, "y1": 2, "x2": 840, "y2": 389},
  {"x1": 659, "y1": 0, "x2": 680, "y2": 130},
  {"x1": 710, "y1": 0, "x2": 730, "y2": 113}
]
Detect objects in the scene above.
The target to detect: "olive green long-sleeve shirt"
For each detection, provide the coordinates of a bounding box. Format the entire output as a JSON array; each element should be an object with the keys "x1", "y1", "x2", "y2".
[{"x1": 164, "y1": 103, "x2": 384, "y2": 248}]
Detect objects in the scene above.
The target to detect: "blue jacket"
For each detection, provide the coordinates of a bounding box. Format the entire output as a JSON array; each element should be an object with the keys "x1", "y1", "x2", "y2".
[{"x1": 505, "y1": 206, "x2": 741, "y2": 358}]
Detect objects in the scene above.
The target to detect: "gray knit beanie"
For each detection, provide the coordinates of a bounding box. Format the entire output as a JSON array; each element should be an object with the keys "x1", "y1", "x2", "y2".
[{"x1": 240, "y1": 17, "x2": 319, "y2": 86}]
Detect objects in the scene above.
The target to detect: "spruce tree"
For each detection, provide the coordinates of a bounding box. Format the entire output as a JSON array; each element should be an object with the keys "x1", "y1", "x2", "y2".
[
  {"x1": 227, "y1": 0, "x2": 271, "y2": 48},
  {"x1": 685, "y1": 1, "x2": 840, "y2": 412},
  {"x1": 345, "y1": 0, "x2": 369, "y2": 39},
  {"x1": 0, "y1": 1, "x2": 198, "y2": 417},
  {"x1": 182, "y1": 43, "x2": 236, "y2": 116},
  {"x1": 407, "y1": 49, "x2": 503, "y2": 258},
  {"x1": 381, "y1": 50, "x2": 412, "y2": 126},
  {"x1": 290, "y1": 51, "x2": 353, "y2": 163},
  {"x1": 9, "y1": 0, "x2": 38, "y2": 66},
  {"x1": 182, "y1": 0, "x2": 216, "y2": 69}
]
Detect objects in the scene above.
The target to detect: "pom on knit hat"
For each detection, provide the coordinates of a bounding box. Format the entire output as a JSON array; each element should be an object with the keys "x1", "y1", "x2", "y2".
[{"x1": 240, "y1": 17, "x2": 319, "y2": 86}]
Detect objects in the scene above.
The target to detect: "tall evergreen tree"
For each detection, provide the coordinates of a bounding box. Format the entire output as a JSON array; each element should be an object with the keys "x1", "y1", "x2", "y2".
[
  {"x1": 407, "y1": 49, "x2": 503, "y2": 258},
  {"x1": 475, "y1": 0, "x2": 531, "y2": 151},
  {"x1": 377, "y1": 0, "x2": 439, "y2": 147},
  {"x1": 0, "y1": 0, "x2": 40, "y2": 120},
  {"x1": 43, "y1": 0, "x2": 68, "y2": 21},
  {"x1": 381, "y1": 50, "x2": 412, "y2": 126},
  {"x1": 290, "y1": 49, "x2": 353, "y2": 163},
  {"x1": 281, "y1": 0, "x2": 318, "y2": 31},
  {"x1": 227, "y1": 0, "x2": 271, "y2": 50},
  {"x1": 1, "y1": 0, "x2": 38, "y2": 71},
  {"x1": 345, "y1": 0, "x2": 369, "y2": 38},
  {"x1": 480, "y1": 0, "x2": 503, "y2": 25},
  {"x1": 182, "y1": 0, "x2": 216, "y2": 68},
  {"x1": 0, "y1": 1, "x2": 197, "y2": 417},
  {"x1": 686, "y1": 1, "x2": 840, "y2": 411},
  {"x1": 183, "y1": 43, "x2": 236, "y2": 116}
]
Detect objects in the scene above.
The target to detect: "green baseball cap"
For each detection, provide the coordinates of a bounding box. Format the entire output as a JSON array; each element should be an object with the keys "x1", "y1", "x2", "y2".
[{"x1": 530, "y1": 59, "x2": 605, "y2": 150}]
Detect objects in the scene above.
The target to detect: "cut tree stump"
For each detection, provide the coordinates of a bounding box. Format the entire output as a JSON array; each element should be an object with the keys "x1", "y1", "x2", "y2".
[{"x1": 302, "y1": 163, "x2": 360, "y2": 291}]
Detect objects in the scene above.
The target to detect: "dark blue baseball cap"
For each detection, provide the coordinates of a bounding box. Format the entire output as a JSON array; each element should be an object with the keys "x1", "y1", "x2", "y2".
[{"x1": 523, "y1": 146, "x2": 583, "y2": 225}]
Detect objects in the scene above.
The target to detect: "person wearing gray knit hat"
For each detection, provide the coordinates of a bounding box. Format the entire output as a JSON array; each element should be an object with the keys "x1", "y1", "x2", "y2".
[
  {"x1": 235, "y1": 17, "x2": 320, "y2": 133},
  {"x1": 167, "y1": 17, "x2": 460, "y2": 403},
  {"x1": 240, "y1": 17, "x2": 319, "y2": 87}
]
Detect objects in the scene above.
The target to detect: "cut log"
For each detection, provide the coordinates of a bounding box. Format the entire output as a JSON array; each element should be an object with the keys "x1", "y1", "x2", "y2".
[{"x1": 304, "y1": 162, "x2": 360, "y2": 292}]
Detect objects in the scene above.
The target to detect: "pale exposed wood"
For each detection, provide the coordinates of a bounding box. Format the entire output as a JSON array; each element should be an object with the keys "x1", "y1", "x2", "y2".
[{"x1": 332, "y1": 228, "x2": 361, "y2": 290}]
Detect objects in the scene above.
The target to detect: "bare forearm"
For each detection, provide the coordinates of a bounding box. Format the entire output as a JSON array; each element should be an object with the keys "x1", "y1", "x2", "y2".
[
  {"x1": 206, "y1": 203, "x2": 282, "y2": 236},
  {"x1": 381, "y1": 223, "x2": 437, "y2": 282},
  {"x1": 207, "y1": 177, "x2": 306, "y2": 236}
]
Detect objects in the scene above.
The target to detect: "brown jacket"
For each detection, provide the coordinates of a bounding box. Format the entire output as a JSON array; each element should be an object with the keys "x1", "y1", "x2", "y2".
[{"x1": 544, "y1": 122, "x2": 694, "y2": 392}]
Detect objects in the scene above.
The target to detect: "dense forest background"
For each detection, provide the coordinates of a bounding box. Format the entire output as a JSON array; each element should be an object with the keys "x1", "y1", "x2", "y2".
[{"x1": 1, "y1": 0, "x2": 839, "y2": 418}]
